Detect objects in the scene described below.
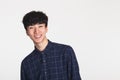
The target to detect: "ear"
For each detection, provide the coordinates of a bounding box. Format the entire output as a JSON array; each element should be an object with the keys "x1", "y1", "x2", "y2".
[
  {"x1": 46, "y1": 27, "x2": 48, "y2": 32},
  {"x1": 26, "y1": 30, "x2": 29, "y2": 36}
]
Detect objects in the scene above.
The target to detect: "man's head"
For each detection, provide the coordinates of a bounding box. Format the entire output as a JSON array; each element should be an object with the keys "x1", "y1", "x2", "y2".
[
  {"x1": 22, "y1": 11, "x2": 48, "y2": 44},
  {"x1": 22, "y1": 11, "x2": 48, "y2": 30}
]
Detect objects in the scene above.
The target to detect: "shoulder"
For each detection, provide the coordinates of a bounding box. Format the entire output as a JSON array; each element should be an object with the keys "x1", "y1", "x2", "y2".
[
  {"x1": 50, "y1": 41, "x2": 76, "y2": 61},
  {"x1": 50, "y1": 41, "x2": 74, "y2": 54},
  {"x1": 51, "y1": 41, "x2": 72, "y2": 49},
  {"x1": 21, "y1": 50, "x2": 36, "y2": 65}
]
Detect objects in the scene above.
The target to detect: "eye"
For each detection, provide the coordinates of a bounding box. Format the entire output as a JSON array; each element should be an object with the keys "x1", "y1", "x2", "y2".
[
  {"x1": 29, "y1": 26, "x2": 34, "y2": 29},
  {"x1": 38, "y1": 26, "x2": 43, "y2": 28}
]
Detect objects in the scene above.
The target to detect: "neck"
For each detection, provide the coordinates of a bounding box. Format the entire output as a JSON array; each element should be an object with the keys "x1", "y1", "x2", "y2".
[{"x1": 35, "y1": 39, "x2": 48, "y2": 51}]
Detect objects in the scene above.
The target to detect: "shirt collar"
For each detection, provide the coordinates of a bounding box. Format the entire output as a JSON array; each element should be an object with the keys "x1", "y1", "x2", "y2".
[{"x1": 34, "y1": 40, "x2": 53, "y2": 55}]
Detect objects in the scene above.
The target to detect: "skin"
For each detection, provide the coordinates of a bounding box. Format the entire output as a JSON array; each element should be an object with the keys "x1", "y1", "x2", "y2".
[{"x1": 26, "y1": 23, "x2": 48, "y2": 51}]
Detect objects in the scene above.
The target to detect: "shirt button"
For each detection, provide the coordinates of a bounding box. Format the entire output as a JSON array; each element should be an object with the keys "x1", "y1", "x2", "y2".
[
  {"x1": 43, "y1": 60, "x2": 46, "y2": 63},
  {"x1": 45, "y1": 72, "x2": 47, "y2": 74}
]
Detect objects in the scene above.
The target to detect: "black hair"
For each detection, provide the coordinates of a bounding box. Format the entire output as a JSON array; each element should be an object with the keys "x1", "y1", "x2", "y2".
[{"x1": 22, "y1": 11, "x2": 48, "y2": 30}]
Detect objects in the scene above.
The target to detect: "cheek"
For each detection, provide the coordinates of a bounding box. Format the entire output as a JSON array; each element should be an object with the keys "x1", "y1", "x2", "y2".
[
  {"x1": 41, "y1": 29, "x2": 47, "y2": 34},
  {"x1": 27, "y1": 31, "x2": 34, "y2": 37}
]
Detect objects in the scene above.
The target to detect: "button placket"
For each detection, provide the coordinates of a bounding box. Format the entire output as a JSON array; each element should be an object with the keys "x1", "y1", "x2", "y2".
[{"x1": 42, "y1": 53, "x2": 47, "y2": 80}]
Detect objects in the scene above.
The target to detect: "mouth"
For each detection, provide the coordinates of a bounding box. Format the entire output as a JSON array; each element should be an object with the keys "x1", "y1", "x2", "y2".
[{"x1": 34, "y1": 35, "x2": 42, "y2": 39}]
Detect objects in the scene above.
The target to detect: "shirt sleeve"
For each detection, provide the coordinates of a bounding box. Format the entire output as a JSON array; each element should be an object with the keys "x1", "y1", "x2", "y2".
[
  {"x1": 66, "y1": 46, "x2": 82, "y2": 80},
  {"x1": 21, "y1": 61, "x2": 26, "y2": 80}
]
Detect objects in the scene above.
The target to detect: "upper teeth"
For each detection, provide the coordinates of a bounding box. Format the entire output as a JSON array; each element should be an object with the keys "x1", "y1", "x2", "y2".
[{"x1": 36, "y1": 36, "x2": 40, "y2": 37}]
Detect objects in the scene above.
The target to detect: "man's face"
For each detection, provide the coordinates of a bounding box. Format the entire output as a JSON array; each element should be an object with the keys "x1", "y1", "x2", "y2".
[{"x1": 26, "y1": 23, "x2": 48, "y2": 44}]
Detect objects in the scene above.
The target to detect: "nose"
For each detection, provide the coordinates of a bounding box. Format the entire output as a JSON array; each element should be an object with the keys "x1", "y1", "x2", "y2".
[{"x1": 34, "y1": 27, "x2": 39, "y2": 34}]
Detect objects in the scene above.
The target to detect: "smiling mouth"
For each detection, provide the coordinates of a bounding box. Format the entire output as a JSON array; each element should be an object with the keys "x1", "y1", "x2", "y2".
[{"x1": 34, "y1": 35, "x2": 42, "y2": 39}]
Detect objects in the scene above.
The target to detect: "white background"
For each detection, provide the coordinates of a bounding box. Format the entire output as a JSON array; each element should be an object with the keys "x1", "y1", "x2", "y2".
[{"x1": 0, "y1": 0, "x2": 120, "y2": 80}]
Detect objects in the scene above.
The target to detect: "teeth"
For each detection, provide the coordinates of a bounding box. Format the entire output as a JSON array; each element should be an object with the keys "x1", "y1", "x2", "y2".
[
  {"x1": 36, "y1": 36, "x2": 40, "y2": 38},
  {"x1": 35, "y1": 35, "x2": 41, "y2": 38}
]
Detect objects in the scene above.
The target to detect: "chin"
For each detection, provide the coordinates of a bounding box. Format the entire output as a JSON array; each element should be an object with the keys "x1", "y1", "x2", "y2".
[
  {"x1": 34, "y1": 41, "x2": 41, "y2": 44},
  {"x1": 33, "y1": 37, "x2": 46, "y2": 44},
  {"x1": 34, "y1": 40, "x2": 42, "y2": 43}
]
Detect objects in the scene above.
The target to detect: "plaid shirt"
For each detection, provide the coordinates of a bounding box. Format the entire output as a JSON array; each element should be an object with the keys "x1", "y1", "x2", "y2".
[{"x1": 21, "y1": 40, "x2": 81, "y2": 80}]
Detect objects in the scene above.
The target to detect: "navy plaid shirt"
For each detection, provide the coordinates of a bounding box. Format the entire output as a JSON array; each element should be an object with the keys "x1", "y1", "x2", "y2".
[{"x1": 21, "y1": 40, "x2": 81, "y2": 80}]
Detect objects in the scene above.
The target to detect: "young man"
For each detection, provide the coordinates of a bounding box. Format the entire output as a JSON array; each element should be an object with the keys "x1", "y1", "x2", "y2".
[{"x1": 21, "y1": 11, "x2": 82, "y2": 80}]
